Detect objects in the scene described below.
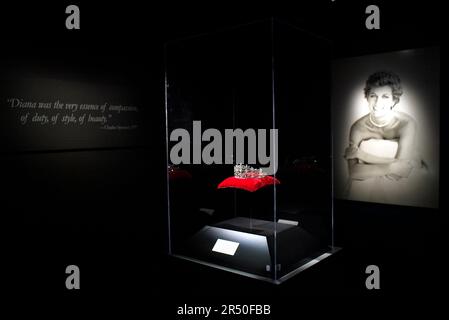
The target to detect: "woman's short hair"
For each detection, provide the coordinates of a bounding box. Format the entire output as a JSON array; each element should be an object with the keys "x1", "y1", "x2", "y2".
[{"x1": 364, "y1": 71, "x2": 403, "y2": 104}]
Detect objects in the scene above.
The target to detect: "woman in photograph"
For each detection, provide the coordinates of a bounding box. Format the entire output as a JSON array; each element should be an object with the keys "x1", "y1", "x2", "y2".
[{"x1": 344, "y1": 71, "x2": 429, "y2": 205}]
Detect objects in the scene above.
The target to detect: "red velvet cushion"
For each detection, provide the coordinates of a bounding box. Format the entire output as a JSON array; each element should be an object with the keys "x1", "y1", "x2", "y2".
[{"x1": 217, "y1": 176, "x2": 280, "y2": 192}]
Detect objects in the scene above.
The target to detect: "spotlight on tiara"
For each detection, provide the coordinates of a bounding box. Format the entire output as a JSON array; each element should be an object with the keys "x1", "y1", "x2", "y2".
[{"x1": 234, "y1": 164, "x2": 267, "y2": 179}]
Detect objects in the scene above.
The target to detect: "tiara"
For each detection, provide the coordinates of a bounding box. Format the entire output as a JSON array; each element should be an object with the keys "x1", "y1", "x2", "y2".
[{"x1": 234, "y1": 164, "x2": 267, "y2": 179}]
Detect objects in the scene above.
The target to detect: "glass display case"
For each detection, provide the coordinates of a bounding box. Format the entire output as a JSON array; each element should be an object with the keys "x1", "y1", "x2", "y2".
[{"x1": 165, "y1": 19, "x2": 338, "y2": 284}]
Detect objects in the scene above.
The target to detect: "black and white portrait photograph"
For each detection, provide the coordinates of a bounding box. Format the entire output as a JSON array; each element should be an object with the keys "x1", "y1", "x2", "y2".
[{"x1": 332, "y1": 47, "x2": 440, "y2": 208}]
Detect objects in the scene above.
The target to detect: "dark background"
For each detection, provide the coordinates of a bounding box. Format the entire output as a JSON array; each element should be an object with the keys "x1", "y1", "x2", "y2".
[{"x1": 0, "y1": 0, "x2": 447, "y2": 314}]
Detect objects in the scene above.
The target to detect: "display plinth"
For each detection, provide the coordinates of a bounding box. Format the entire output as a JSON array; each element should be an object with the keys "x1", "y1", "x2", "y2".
[{"x1": 176, "y1": 217, "x2": 338, "y2": 282}]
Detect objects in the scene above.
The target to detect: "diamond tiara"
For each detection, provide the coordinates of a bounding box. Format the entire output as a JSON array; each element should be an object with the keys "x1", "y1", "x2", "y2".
[{"x1": 234, "y1": 164, "x2": 267, "y2": 179}]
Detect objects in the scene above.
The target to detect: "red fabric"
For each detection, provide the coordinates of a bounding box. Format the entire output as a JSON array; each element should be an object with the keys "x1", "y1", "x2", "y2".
[
  {"x1": 169, "y1": 168, "x2": 192, "y2": 180},
  {"x1": 217, "y1": 176, "x2": 280, "y2": 192}
]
